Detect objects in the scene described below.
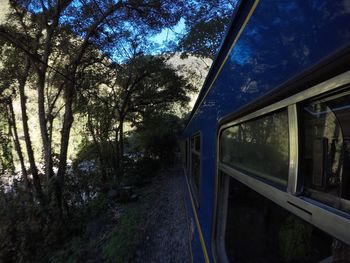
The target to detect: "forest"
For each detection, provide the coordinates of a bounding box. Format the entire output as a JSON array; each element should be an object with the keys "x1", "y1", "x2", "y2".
[{"x1": 0, "y1": 0, "x2": 236, "y2": 262}]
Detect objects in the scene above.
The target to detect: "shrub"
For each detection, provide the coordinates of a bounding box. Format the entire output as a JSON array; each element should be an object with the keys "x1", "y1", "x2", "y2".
[{"x1": 103, "y1": 210, "x2": 141, "y2": 263}]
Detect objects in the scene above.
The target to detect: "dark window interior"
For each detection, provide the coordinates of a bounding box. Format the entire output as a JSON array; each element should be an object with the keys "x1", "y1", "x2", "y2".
[
  {"x1": 185, "y1": 140, "x2": 188, "y2": 169},
  {"x1": 220, "y1": 110, "x2": 289, "y2": 186},
  {"x1": 223, "y1": 176, "x2": 350, "y2": 263},
  {"x1": 190, "y1": 134, "x2": 201, "y2": 198},
  {"x1": 194, "y1": 135, "x2": 200, "y2": 152},
  {"x1": 302, "y1": 92, "x2": 350, "y2": 213},
  {"x1": 191, "y1": 153, "x2": 200, "y2": 191}
]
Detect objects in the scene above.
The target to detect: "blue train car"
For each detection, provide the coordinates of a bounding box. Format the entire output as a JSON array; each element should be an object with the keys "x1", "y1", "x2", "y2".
[{"x1": 183, "y1": 1, "x2": 350, "y2": 262}]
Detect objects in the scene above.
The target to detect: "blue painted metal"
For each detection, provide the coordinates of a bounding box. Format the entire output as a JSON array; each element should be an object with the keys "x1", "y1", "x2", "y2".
[{"x1": 184, "y1": 1, "x2": 350, "y2": 262}]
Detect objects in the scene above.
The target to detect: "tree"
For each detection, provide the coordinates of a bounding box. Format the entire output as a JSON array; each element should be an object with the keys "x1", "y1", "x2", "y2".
[
  {"x1": 112, "y1": 55, "x2": 194, "y2": 169},
  {"x1": 0, "y1": 42, "x2": 33, "y2": 193},
  {"x1": 0, "y1": 0, "x2": 202, "y2": 260},
  {"x1": 79, "y1": 53, "x2": 195, "y2": 177},
  {"x1": 133, "y1": 111, "x2": 183, "y2": 163},
  {"x1": 179, "y1": 0, "x2": 238, "y2": 59},
  {"x1": 0, "y1": 103, "x2": 15, "y2": 175},
  {"x1": 0, "y1": 36, "x2": 45, "y2": 201},
  {"x1": 0, "y1": 0, "x2": 186, "y2": 213}
]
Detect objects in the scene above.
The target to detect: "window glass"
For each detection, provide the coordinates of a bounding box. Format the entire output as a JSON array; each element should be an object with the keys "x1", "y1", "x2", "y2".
[
  {"x1": 223, "y1": 176, "x2": 350, "y2": 263},
  {"x1": 184, "y1": 140, "x2": 188, "y2": 169},
  {"x1": 191, "y1": 153, "x2": 200, "y2": 191},
  {"x1": 220, "y1": 110, "x2": 289, "y2": 186},
  {"x1": 302, "y1": 92, "x2": 350, "y2": 213},
  {"x1": 190, "y1": 134, "x2": 201, "y2": 198},
  {"x1": 194, "y1": 135, "x2": 200, "y2": 152}
]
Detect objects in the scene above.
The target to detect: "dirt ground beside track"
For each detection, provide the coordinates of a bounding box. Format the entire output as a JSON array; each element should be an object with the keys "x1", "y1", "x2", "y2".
[{"x1": 132, "y1": 165, "x2": 192, "y2": 263}]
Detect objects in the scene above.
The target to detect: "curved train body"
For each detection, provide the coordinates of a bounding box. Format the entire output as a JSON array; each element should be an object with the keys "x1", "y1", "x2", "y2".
[{"x1": 183, "y1": 1, "x2": 350, "y2": 262}]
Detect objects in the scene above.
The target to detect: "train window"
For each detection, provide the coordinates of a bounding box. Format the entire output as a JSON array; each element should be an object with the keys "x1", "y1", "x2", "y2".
[
  {"x1": 191, "y1": 137, "x2": 194, "y2": 149},
  {"x1": 184, "y1": 140, "x2": 188, "y2": 170},
  {"x1": 220, "y1": 110, "x2": 289, "y2": 186},
  {"x1": 192, "y1": 153, "x2": 200, "y2": 191},
  {"x1": 190, "y1": 134, "x2": 201, "y2": 200},
  {"x1": 301, "y1": 92, "x2": 350, "y2": 213},
  {"x1": 219, "y1": 175, "x2": 350, "y2": 263},
  {"x1": 194, "y1": 135, "x2": 200, "y2": 152}
]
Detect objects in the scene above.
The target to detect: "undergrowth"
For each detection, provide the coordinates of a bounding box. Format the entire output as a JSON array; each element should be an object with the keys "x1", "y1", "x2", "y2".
[{"x1": 103, "y1": 210, "x2": 140, "y2": 263}]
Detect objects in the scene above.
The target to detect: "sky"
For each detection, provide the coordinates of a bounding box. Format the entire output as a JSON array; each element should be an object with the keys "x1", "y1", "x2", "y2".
[
  {"x1": 150, "y1": 18, "x2": 186, "y2": 46},
  {"x1": 0, "y1": 0, "x2": 207, "y2": 109}
]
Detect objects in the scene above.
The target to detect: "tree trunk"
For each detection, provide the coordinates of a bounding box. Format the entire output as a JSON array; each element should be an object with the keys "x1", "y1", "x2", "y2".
[
  {"x1": 0, "y1": 117, "x2": 15, "y2": 173},
  {"x1": 37, "y1": 72, "x2": 54, "y2": 180},
  {"x1": 7, "y1": 101, "x2": 31, "y2": 192},
  {"x1": 118, "y1": 118, "x2": 124, "y2": 175},
  {"x1": 19, "y1": 63, "x2": 44, "y2": 203},
  {"x1": 56, "y1": 84, "x2": 74, "y2": 215},
  {"x1": 114, "y1": 128, "x2": 120, "y2": 177},
  {"x1": 87, "y1": 112, "x2": 107, "y2": 181},
  {"x1": 57, "y1": 86, "x2": 74, "y2": 183}
]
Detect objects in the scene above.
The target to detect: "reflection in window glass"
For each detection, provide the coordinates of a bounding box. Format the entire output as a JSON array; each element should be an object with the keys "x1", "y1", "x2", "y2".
[
  {"x1": 302, "y1": 93, "x2": 350, "y2": 213},
  {"x1": 190, "y1": 134, "x2": 201, "y2": 198},
  {"x1": 187, "y1": 0, "x2": 350, "y2": 148},
  {"x1": 223, "y1": 176, "x2": 350, "y2": 263},
  {"x1": 220, "y1": 110, "x2": 289, "y2": 186},
  {"x1": 191, "y1": 153, "x2": 200, "y2": 191}
]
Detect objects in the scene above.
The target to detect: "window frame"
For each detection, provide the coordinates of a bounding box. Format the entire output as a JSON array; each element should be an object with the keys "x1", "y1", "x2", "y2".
[
  {"x1": 299, "y1": 90, "x2": 350, "y2": 213},
  {"x1": 190, "y1": 132, "x2": 202, "y2": 207},
  {"x1": 219, "y1": 109, "x2": 291, "y2": 188},
  {"x1": 185, "y1": 138, "x2": 190, "y2": 174},
  {"x1": 212, "y1": 70, "x2": 350, "y2": 263}
]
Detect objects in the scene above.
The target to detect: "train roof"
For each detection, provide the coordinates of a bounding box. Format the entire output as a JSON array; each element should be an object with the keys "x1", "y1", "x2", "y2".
[
  {"x1": 184, "y1": 0, "x2": 350, "y2": 133},
  {"x1": 184, "y1": 1, "x2": 256, "y2": 130}
]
